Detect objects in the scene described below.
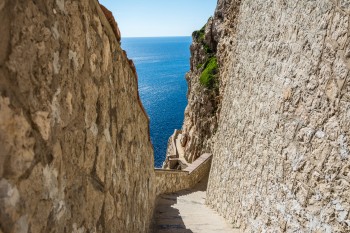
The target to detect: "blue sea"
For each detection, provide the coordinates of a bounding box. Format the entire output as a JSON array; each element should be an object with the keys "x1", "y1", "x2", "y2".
[{"x1": 121, "y1": 37, "x2": 192, "y2": 168}]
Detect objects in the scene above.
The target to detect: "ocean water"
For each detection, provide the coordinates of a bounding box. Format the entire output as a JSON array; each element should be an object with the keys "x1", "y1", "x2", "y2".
[{"x1": 121, "y1": 37, "x2": 192, "y2": 168}]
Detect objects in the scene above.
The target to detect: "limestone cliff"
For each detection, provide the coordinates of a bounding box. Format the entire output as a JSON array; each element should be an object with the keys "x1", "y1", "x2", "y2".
[
  {"x1": 179, "y1": 18, "x2": 220, "y2": 164},
  {"x1": 0, "y1": 1, "x2": 155, "y2": 232},
  {"x1": 163, "y1": 0, "x2": 242, "y2": 169},
  {"x1": 163, "y1": 25, "x2": 219, "y2": 168},
  {"x1": 201, "y1": 0, "x2": 350, "y2": 232}
]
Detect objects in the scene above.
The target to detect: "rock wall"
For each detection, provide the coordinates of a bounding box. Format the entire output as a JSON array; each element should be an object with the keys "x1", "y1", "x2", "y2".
[
  {"x1": 0, "y1": 0, "x2": 155, "y2": 232},
  {"x1": 171, "y1": 0, "x2": 242, "y2": 165},
  {"x1": 206, "y1": 0, "x2": 350, "y2": 232},
  {"x1": 178, "y1": 19, "x2": 220, "y2": 164}
]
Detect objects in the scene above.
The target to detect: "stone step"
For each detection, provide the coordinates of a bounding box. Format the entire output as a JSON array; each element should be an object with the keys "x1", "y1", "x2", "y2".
[{"x1": 153, "y1": 177, "x2": 240, "y2": 233}]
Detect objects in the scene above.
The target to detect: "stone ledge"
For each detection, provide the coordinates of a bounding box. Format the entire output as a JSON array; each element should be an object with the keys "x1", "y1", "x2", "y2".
[
  {"x1": 184, "y1": 153, "x2": 212, "y2": 173},
  {"x1": 155, "y1": 154, "x2": 212, "y2": 195},
  {"x1": 154, "y1": 169, "x2": 188, "y2": 174}
]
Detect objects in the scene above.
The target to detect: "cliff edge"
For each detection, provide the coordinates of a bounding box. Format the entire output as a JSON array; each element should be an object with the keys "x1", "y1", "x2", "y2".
[{"x1": 163, "y1": 0, "x2": 240, "y2": 169}]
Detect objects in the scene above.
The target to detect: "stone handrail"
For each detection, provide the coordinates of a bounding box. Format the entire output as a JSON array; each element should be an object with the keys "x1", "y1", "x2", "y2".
[{"x1": 155, "y1": 153, "x2": 212, "y2": 195}]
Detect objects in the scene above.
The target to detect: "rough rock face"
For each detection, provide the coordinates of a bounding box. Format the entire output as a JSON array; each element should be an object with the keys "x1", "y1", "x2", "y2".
[
  {"x1": 170, "y1": 0, "x2": 242, "y2": 165},
  {"x1": 173, "y1": 20, "x2": 219, "y2": 164},
  {"x1": 181, "y1": 35, "x2": 218, "y2": 163},
  {"x1": 206, "y1": 0, "x2": 350, "y2": 232},
  {"x1": 99, "y1": 4, "x2": 121, "y2": 43},
  {"x1": 0, "y1": 0, "x2": 155, "y2": 232}
]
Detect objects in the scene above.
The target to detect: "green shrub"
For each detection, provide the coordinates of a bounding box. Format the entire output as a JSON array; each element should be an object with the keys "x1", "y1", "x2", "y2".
[
  {"x1": 200, "y1": 57, "x2": 218, "y2": 89},
  {"x1": 193, "y1": 19, "x2": 218, "y2": 88},
  {"x1": 196, "y1": 63, "x2": 203, "y2": 69},
  {"x1": 203, "y1": 44, "x2": 213, "y2": 54},
  {"x1": 192, "y1": 24, "x2": 206, "y2": 42},
  {"x1": 192, "y1": 22, "x2": 215, "y2": 56}
]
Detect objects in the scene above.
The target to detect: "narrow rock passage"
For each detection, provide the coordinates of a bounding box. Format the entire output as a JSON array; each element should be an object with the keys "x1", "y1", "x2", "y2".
[{"x1": 154, "y1": 176, "x2": 240, "y2": 233}]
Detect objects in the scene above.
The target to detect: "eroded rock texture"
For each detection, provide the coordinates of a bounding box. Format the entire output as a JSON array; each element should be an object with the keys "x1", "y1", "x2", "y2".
[
  {"x1": 174, "y1": 0, "x2": 241, "y2": 165},
  {"x1": 173, "y1": 26, "x2": 218, "y2": 165},
  {"x1": 180, "y1": 20, "x2": 220, "y2": 163},
  {"x1": 0, "y1": 0, "x2": 155, "y2": 232},
  {"x1": 207, "y1": 0, "x2": 350, "y2": 232}
]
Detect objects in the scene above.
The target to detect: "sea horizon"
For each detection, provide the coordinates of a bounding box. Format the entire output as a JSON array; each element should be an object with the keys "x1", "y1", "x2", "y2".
[
  {"x1": 122, "y1": 35, "x2": 193, "y2": 39},
  {"x1": 121, "y1": 36, "x2": 192, "y2": 167}
]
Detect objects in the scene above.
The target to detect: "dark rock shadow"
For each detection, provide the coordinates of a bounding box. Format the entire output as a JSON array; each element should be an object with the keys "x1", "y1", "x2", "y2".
[{"x1": 152, "y1": 176, "x2": 209, "y2": 233}]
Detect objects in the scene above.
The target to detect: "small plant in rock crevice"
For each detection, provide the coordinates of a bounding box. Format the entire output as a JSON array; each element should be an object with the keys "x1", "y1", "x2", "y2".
[{"x1": 200, "y1": 57, "x2": 218, "y2": 89}]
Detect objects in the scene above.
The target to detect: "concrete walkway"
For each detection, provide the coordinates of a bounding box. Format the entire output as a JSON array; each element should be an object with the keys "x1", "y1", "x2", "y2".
[{"x1": 153, "y1": 177, "x2": 240, "y2": 233}]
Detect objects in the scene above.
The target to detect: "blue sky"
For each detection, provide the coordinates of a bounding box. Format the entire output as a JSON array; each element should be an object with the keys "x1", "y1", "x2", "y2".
[{"x1": 99, "y1": 0, "x2": 217, "y2": 37}]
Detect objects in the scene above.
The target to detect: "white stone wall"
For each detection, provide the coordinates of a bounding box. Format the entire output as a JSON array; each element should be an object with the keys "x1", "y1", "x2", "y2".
[{"x1": 207, "y1": 0, "x2": 350, "y2": 232}]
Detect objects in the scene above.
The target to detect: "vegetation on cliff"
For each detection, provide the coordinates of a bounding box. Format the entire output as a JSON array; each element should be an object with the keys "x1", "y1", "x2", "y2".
[
  {"x1": 192, "y1": 22, "x2": 213, "y2": 54},
  {"x1": 192, "y1": 20, "x2": 219, "y2": 89},
  {"x1": 192, "y1": 24, "x2": 206, "y2": 41},
  {"x1": 200, "y1": 57, "x2": 218, "y2": 89}
]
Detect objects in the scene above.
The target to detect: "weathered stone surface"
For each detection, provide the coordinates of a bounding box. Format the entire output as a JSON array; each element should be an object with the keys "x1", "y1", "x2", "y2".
[
  {"x1": 0, "y1": 1, "x2": 155, "y2": 232},
  {"x1": 171, "y1": 20, "x2": 219, "y2": 164},
  {"x1": 169, "y1": 0, "x2": 242, "y2": 166},
  {"x1": 99, "y1": 4, "x2": 121, "y2": 43},
  {"x1": 205, "y1": 0, "x2": 350, "y2": 232}
]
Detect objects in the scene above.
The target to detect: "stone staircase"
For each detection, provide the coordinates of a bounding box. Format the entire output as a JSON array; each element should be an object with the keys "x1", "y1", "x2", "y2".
[{"x1": 153, "y1": 176, "x2": 241, "y2": 233}]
